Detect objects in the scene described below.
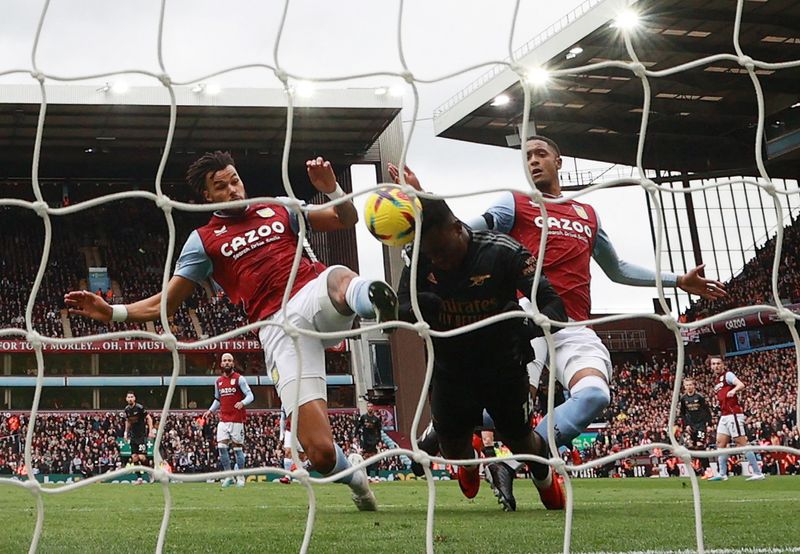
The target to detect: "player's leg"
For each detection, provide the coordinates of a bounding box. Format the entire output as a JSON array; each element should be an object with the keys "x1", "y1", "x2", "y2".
[
  {"x1": 480, "y1": 410, "x2": 497, "y2": 459},
  {"x1": 710, "y1": 428, "x2": 731, "y2": 481},
  {"x1": 131, "y1": 444, "x2": 147, "y2": 483},
  {"x1": 410, "y1": 421, "x2": 440, "y2": 477},
  {"x1": 231, "y1": 423, "x2": 246, "y2": 487},
  {"x1": 217, "y1": 429, "x2": 235, "y2": 488},
  {"x1": 362, "y1": 445, "x2": 379, "y2": 480},
  {"x1": 430, "y1": 376, "x2": 482, "y2": 499},
  {"x1": 292, "y1": 396, "x2": 376, "y2": 510},
  {"x1": 731, "y1": 416, "x2": 764, "y2": 480},
  {"x1": 281, "y1": 380, "x2": 375, "y2": 509},
  {"x1": 315, "y1": 266, "x2": 397, "y2": 332},
  {"x1": 691, "y1": 427, "x2": 711, "y2": 476},
  {"x1": 531, "y1": 327, "x2": 611, "y2": 508},
  {"x1": 484, "y1": 374, "x2": 538, "y2": 512},
  {"x1": 534, "y1": 328, "x2": 611, "y2": 449},
  {"x1": 261, "y1": 266, "x2": 378, "y2": 509}
]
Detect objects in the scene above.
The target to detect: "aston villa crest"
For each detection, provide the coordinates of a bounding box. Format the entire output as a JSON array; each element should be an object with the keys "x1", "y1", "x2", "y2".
[
  {"x1": 572, "y1": 205, "x2": 589, "y2": 219},
  {"x1": 257, "y1": 207, "x2": 276, "y2": 218}
]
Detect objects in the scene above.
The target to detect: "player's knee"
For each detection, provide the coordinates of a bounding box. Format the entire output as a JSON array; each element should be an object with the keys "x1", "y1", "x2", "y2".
[
  {"x1": 326, "y1": 267, "x2": 356, "y2": 307},
  {"x1": 570, "y1": 375, "x2": 610, "y2": 416},
  {"x1": 306, "y1": 440, "x2": 337, "y2": 473},
  {"x1": 576, "y1": 387, "x2": 610, "y2": 418}
]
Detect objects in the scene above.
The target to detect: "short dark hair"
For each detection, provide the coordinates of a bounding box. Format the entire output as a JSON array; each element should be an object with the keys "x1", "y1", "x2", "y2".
[
  {"x1": 186, "y1": 151, "x2": 235, "y2": 197},
  {"x1": 420, "y1": 197, "x2": 457, "y2": 234},
  {"x1": 126, "y1": 390, "x2": 135, "y2": 396},
  {"x1": 526, "y1": 134, "x2": 561, "y2": 157}
]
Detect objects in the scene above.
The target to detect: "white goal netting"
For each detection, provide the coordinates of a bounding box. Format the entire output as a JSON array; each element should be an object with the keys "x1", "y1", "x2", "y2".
[{"x1": 1, "y1": 0, "x2": 800, "y2": 553}]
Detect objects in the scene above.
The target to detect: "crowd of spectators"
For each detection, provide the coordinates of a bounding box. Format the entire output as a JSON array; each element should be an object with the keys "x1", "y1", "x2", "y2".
[
  {"x1": 195, "y1": 294, "x2": 256, "y2": 340},
  {"x1": 0, "y1": 410, "x2": 405, "y2": 478},
  {"x1": 583, "y1": 348, "x2": 799, "y2": 469},
  {"x1": 685, "y1": 215, "x2": 800, "y2": 322},
  {"x1": 0, "y1": 204, "x2": 261, "y2": 341}
]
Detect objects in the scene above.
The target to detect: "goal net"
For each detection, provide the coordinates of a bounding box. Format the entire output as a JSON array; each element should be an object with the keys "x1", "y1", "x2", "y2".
[{"x1": 1, "y1": 0, "x2": 799, "y2": 553}]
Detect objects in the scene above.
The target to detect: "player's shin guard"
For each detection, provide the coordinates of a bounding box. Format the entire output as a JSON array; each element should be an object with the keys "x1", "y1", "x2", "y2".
[
  {"x1": 233, "y1": 448, "x2": 245, "y2": 472},
  {"x1": 345, "y1": 277, "x2": 397, "y2": 323},
  {"x1": 745, "y1": 451, "x2": 762, "y2": 475},
  {"x1": 345, "y1": 277, "x2": 378, "y2": 318},
  {"x1": 218, "y1": 446, "x2": 232, "y2": 472},
  {"x1": 718, "y1": 454, "x2": 729, "y2": 477},
  {"x1": 327, "y1": 443, "x2": 367, "y2": 492},
  {"x1": 535, "y1": 376, "x2": 610, "y2": 448}
]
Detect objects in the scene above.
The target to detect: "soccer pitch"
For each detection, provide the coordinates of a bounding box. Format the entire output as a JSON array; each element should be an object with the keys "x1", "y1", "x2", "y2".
[{"x1": 4, "y1": 477, "x2": 799, "y2": 553}]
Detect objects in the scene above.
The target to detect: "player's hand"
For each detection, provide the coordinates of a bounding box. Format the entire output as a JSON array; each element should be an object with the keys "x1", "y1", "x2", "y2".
[
  {"x1": 306, "y1": 157, "x2": 337, "y2": 194},
  {"x1": 234, "y1": 401, "x2": 244, "y2": 410},
  {"x1": 64, "y1": 290, "x2": 113, "y2": 322},
  {"x1": 123, "y1": 434, "x2": 129, "y2": 443},
  {"x1": 148, "y1": 428, "x2": 157, "y2": 439},
  {"x1": 726, "y1": 390, "x2": 736, "y2": 398},
  {"x1": 387, "y1": 162, "x2": 422, "y2": 190},
  {"x1": 202, "y1": 411, "x2": 212, "y2": 421},
  {"x1": 677, "y1": 264, "x2": 726, "y2": 300}
]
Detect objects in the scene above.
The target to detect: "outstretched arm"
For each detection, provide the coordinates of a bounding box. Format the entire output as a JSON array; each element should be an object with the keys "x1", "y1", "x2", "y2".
[
  {"x1": 64, "y1": 275, "x2": 196, "y2": 324},
  {"x1": 306, "y1": 157, "x2": 358, "y2": 231},
  {"x1": 592, "y1": 226, "x2": 726, "y2": 300}
]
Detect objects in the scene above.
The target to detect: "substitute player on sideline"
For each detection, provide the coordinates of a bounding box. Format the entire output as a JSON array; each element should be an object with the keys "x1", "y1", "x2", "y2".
[
  {"x1": 203, "y1": 353, "x2": 253, "y2": 488},
  {"x1": 708, "y1": 356, "x2": 765, "y2": 481},
  {"x1": 124, "y1": 391, "x2": 154, "y2": 484},
  {"x1": 66, "y1": 152, "x2": 398, "y2": 511},
  {"x1": 390, "y1": 135, "x2": 726, "y2": 509}
]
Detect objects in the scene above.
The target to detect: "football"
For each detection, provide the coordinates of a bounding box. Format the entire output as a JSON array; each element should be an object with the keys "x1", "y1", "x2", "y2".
[{"x1": 363, "y1": 187, "x2": 421, "y2": 247}]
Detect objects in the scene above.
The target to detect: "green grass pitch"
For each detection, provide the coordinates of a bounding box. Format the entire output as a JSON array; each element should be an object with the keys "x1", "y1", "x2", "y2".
[{"x1": 3, "y1": 476, "x2": 799, "y2": 553}]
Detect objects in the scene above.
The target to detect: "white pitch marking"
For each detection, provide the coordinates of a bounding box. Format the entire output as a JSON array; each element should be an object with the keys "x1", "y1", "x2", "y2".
[{"x1": 578, "y1": 546, "x2": 800, "y2": 554}]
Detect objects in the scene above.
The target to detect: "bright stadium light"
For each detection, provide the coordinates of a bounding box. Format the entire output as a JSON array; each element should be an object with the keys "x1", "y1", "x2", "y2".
[
  {"x1": 190, "y1": 83, "x2": 205, "y2": 94},
  {"x1": 526, "y1": 67, "x2": 550, "y2": 87},
  {"x1": 374, "y1": 86, "x2": 388, "y2": 96},
  {"x1": 566, "y1": 46, "x2": 583, "y2": 60},
  {"x1": 110, "y1": 80, "x2": 129, "y2": 94},
  {"x1": 491, "y1": 94, "x2": 510, "y2": 107},
  {"x1": 614, "y1": 10, "x2": 639, "y2": 30}
]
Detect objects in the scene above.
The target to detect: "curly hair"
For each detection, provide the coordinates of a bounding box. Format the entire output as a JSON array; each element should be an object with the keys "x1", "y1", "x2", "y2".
[{"x1": 186, "y1": 151, "x2": 235, "y2": 197}]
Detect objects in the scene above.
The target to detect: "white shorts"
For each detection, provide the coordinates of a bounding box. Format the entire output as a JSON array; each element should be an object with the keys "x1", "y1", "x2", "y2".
[
  {"x1": 528, "y1": 325, "x2": 612, "y2": 389},
  {"x1": 717, "y1": 414, "x2": 747, "y2": 439},
  {"x1": 216, "y1": 421, "x2": 245, "y2": 445},
  {"x1": 282, "y1": 429, "x2": 304, "y2": 452},
  {"x1": 258, "y1": 265, "x2": 356, "y2": 416}
]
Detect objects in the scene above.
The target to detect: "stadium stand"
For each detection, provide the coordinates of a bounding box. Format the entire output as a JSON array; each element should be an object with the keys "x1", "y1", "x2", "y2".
[
  {"x1": 0, "y1": 201, "x2": 255, "y2": 340},
  {"x1": 0, "y1": 411, "x2": 406, "y2": 477},
  {"x1": 585, "y1": 348, "x2": 799, "y2": 469},
  {"x1": 684, "y1": 215, "x2": 800, "y2": 322}
]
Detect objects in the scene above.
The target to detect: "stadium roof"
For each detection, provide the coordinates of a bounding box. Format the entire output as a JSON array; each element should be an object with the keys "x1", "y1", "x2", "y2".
[
  {"x1": 0, "y1": 84, "x2": 401, "y2": 180},
  {"x1": 433, "y1": 0, "x2": 800, "y2": 178}
]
